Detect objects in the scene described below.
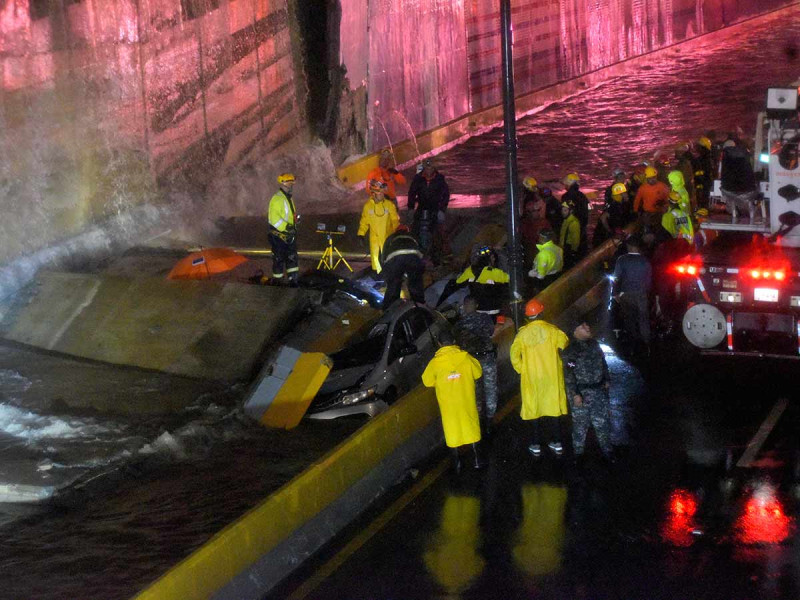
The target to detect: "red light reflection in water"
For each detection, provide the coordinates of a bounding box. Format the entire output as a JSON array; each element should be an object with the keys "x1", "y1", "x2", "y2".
[
  {"x1": 661, "y1": 489, "x2": 699, "y2": 547},
  {"x1": 735, "y1": 491, "x2": 793, "y2": 545}
]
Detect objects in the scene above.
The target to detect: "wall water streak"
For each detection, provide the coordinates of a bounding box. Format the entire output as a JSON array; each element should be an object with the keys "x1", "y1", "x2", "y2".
[{"x1": 337, "y1": 0, "x2": 798, "y2": 152}]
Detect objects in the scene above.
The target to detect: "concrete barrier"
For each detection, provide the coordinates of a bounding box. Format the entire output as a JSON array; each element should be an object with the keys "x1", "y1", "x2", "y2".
[
  {"x1": 132, "y1": 235, "x2": 622, "y2": 600},
  {"x1": 0, "y1": 272, "x2": 307, "y2": 383}
]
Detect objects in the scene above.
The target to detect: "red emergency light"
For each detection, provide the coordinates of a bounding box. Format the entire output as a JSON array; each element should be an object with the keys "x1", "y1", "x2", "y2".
[
  {"x1": 671, "y1": 262, "x2": 701, "y2": 276},
  {"x1": 748, "y1": 268, "x2": 787, "y2": 281}
]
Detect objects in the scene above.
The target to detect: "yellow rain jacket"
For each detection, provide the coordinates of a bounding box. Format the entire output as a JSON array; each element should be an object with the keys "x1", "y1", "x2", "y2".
[
  {"x1": 510, "y1": 320, "x2": 569, "y2": 420},
  {"x1": 530, "y1": 240, "x2": 563, "y2": 279},
  {"x1": 661, "y1": 206, "x2": 695, "y2": 243},
  {"x1": 668, "y1": 170, "x2": 691, "y2": 214},
  {"x1": 455, "y1": 265, "x2": 510, "y2": 285},
  {"x1": 559, "y1": 213, "x2": 580, "y2": 253},
  {"x1": 268, "y1": 189, "x2": 296, "y2": 232},
  {"x1": 422, "y1": 345, "x2": 482, "y2": 447},
  {"x1": 357, "y1": 197, "x2": 399, "y2": 273}
]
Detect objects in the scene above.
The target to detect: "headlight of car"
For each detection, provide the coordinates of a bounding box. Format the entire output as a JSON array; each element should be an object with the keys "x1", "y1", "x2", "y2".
[{"x1": 340, "y1": 386, "x2": 377, "y2": 406}]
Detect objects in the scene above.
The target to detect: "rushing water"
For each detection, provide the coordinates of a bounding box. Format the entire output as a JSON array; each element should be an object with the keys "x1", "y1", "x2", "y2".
[{"x1": 1, "y1": 6, "x2": 800, "y2": 600}]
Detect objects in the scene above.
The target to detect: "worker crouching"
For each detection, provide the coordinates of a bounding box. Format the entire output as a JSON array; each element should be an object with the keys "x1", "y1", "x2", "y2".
[
  {"x1": 379, "y1": 225, "x2": 425, "y2": 309},
  {"x1": 422, "y1": 330, "x2": 485, "y2": 473}
]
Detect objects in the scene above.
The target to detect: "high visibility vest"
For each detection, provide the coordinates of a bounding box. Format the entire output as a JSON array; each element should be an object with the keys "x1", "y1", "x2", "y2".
[
  {"x1": 531, "y1": 241, "x2": 563, "y2": 279},
  {"x1": 268, "y1": 189, "x2": 296, "y2": 232},
  {"x1": 456, "y1": 266, "x2": 510, "y2": 285},
  {"x1": 662, "y1": 207, "x2": 694, "y2": 243}
]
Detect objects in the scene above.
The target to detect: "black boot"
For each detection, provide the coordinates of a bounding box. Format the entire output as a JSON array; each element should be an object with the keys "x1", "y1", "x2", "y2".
[
  {"x1": 470, "y1": 442, "x2": 486, "y2": 470},
  {"x1": 452, "y1": 448, "x2": 462, "y2": 475}
]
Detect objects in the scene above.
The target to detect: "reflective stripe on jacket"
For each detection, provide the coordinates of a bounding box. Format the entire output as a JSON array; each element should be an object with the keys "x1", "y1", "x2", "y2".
[
  {"x1": 530, "y1": 240, "x2": 563, "y2": 279},
  {"x1": 268, "y1": 189, "x2": 296, "y2": 232}
]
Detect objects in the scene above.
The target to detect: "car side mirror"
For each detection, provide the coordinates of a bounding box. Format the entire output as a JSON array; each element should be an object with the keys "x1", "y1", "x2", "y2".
[{"x1": 399, "y1": 344, "x2": 418, "y2": 357}]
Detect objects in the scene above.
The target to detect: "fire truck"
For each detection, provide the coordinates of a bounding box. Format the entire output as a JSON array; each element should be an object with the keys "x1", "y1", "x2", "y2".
[{"x1": 676, "y1": 86, "x2": 800, "y2": 357}]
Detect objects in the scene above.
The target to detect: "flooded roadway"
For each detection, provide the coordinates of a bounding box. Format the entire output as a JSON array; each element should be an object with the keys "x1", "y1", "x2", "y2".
[
  {"x1": 276, "y1": 303, "x2": 800, "y2": 600},
  {"x1": 2, "y1": 5, "x2": 800, "y2": 599}
]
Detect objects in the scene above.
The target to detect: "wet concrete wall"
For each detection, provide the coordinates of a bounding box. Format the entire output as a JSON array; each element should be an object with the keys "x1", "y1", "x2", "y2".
[
  {"x1": 336, "y1": 0, "x2": 797, "y2": 154},
  {"x1": 0, "y1": 0, "x2": 303, "y2": 266}
]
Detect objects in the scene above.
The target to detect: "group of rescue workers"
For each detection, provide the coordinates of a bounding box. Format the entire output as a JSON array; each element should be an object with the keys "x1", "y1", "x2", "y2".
[{"x1": 267, "y1": 131, "x2": 756, "y2": 471}]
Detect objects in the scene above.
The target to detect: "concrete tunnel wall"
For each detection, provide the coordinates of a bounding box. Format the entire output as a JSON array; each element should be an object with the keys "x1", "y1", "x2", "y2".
[
  {"x1": 0, "y1": 0, "x2": 797, "y2": 273},
  {"x1": 336, "y1": 0, "x2": 797, "y2": 155}
]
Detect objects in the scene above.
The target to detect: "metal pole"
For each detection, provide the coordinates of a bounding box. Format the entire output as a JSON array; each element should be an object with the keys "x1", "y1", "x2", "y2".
[{"x1": 500, "y1": 0, "x2": 524, "y2": 328}]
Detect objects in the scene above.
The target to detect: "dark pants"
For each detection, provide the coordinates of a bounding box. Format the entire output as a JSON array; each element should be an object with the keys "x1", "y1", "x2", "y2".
[
  {"x1": 269, "y1": 231, "x2": 299, "y2": 282},
  {"x1": 526, "y1": 416, "x2": 561, "y2": 447},
  {"x1": 571, "y1": 388, "x2": 613, "y2": 457},
  {"x1": 381, "y1": 254, "x2": 425, "y2": 309},
  {"x1": 619, "y1": 292, "x2": 650, "y2": 345},
  {"x1": 412, "y1": 210, "x2": 437, "y2": 259}
]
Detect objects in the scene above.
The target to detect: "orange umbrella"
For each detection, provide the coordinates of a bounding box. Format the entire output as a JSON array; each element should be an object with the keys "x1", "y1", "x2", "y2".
[{"x1": 167, "y1": 247, "x2": 249, "y2": 280}]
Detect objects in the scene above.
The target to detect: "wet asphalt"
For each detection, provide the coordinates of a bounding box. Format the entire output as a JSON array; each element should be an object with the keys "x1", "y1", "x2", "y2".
[{"x1": 273, "y1": 307, "x2": 800, "y2": 600}]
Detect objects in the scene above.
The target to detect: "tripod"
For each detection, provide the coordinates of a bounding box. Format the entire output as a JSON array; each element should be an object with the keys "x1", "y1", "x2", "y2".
[{"x1": 317, "y1": 231, "x2": 352, "y2": 272}]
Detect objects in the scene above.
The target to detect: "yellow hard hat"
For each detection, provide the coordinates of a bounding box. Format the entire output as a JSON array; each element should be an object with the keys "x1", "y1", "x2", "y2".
[
  {"x1": 277, "y1": 173, "x2": 296, "y2": 184},
  {"x1": 644, "y1": 166, "x2": 658, "y2": 178},
  {"x1": 611, "y1": 183, "x2": 627, "y2": 196},
  {"x1": 669, "y1": 190, "x2": 681, "y2": 203},
  {"x1": 522, "y1": 176, "x2": 538, "y2": 191},
  {"x1": 563, "y1": 173, "x2": 580, "y2": 186},
  {"x1": 698, "y1": 136, "x2": 712, "y2": 150},
  {"x1": 695, "y1": 208, "x2": 710, "y2": 218}
]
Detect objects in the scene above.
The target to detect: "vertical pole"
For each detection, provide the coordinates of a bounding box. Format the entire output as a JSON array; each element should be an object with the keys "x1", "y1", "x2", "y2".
[{"x1": 500, "y1": 0, "x2": 524, "y2": 328}]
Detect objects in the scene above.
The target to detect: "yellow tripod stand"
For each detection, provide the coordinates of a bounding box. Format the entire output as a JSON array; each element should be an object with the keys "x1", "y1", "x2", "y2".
[{"x1": 316, "y1": 230, "x2": 353, "y2": 272}]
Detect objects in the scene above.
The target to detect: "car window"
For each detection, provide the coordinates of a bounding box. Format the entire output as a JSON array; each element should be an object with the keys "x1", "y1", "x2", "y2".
[
  {"x1": 406, "y1": 309, "x2": 432, "y2": 341},
  {"x1": 387, "y1": 318, "x2": 412, "y2": 364}
]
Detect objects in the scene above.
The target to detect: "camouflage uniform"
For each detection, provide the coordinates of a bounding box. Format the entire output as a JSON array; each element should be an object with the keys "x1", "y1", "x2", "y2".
[
  {"x1": 454, "y1": 312, "x2": 497, "y2": 419},
  {"x1": 562, "y1": 338, "x2": 613, "y2": 457}
]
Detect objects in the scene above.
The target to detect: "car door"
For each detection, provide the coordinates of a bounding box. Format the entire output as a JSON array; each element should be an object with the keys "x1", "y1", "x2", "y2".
[
  {"x1": 385, "y1": 314, "x2": 417, "y2": 393},
  {"x1": 402, "y1": 308, "x2": 439, "y2": 384}
]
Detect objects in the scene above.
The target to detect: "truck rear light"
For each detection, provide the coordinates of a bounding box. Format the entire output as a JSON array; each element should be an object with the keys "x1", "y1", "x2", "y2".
[
  {"x1": 672, "y1": 262, "x2": 702, "y2": 276},
  {"x1": 747, "y1": 268, "x2": 789, "y2": 282},
  {"x1": 720, "y1": 292, "x2": 742, "y2": 303}
]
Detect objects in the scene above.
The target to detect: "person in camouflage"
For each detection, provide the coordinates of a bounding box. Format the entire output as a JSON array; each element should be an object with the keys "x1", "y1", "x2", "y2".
[
  {"x1": 562, "y1": 322, "x2": 613, "y2": 461},
  {"x1": 454, "y1": 296, "x2": 498, "y2": 428}
]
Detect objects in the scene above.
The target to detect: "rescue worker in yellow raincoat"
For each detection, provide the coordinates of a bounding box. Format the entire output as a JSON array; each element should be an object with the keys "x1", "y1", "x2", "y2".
[
  {"x1": 510, "y1": 298, "x2": 569, "y2": 458},
  {"x1": 422, "y1": 330, "x2": 484, "y2": 473},
  {"x1": 528, "y1": 229, "x2": 563, "y2": 293},
  {"x1": 558, "y1": 201, "x2": 581, "y2": 269},
  {"x1": 668, "y1": 169, "x2": 692, "y2": 214},
  {"x1": 661, "y1": 191, "x2": 695, "y2": 244},
  {"x1": 268, "y1": 173, "x2": 300, "y2": 285},
  {"x1": 357, "y1": 179, "x2": 400, "y2": 274}
]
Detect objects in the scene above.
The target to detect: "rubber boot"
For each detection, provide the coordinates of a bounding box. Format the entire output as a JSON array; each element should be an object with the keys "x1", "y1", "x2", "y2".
[
  {"x1": 451, "y1": 448, "x2": 461, "y2": 475},
  {"x1": 470, "y1": 442, "x2": 486, "y2": 470}
]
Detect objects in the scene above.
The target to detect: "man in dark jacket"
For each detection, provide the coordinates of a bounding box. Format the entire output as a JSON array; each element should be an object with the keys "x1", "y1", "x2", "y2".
[
  {"x1": 720, "y1": 140, "x2": 758, "y2": 223},
  {"x1": 379, "y1": 226, "x2": 425, "y2": 309},
  {"x1": 612, "y1": 236, "x2": 652, "y2": 351},
  {"x1": 454, "y1": 296, "x2": 498, "y2": 431},
  {"x1": 408, "y1": 159, "x2": 450, "y2": 260},
  {"x1": 562, "y1": 322, "x2": 613, "y2": 461},
  {"x1": 542, "y1": 187, "x2": 563, "y2": 235}
]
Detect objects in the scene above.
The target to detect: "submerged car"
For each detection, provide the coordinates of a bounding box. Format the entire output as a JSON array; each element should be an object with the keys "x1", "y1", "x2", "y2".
[{"x1": 306, "y1": 302, "x2": 450, "y2": 419}]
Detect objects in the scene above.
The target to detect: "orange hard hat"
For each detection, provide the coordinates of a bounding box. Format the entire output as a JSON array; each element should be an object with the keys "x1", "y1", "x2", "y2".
[{"x1": 525, "y1": 298, "x2": 545, "y2": 318}]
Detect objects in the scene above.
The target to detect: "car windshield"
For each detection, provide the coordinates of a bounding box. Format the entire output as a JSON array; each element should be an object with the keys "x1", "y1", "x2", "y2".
[{"x1": 329, "y1": 326, "x2": 388, "y2": 369}]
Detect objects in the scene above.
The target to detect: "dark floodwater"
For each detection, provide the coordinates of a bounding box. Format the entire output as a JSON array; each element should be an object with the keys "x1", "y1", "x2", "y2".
[{"x1": 2, "y1": 6, "x2": 800, "y2": 600}]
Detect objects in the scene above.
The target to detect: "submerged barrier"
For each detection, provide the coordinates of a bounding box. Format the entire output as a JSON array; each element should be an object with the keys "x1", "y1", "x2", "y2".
[{"x1": 133, "y1": 234, "x2": 621, "y2": 600}]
